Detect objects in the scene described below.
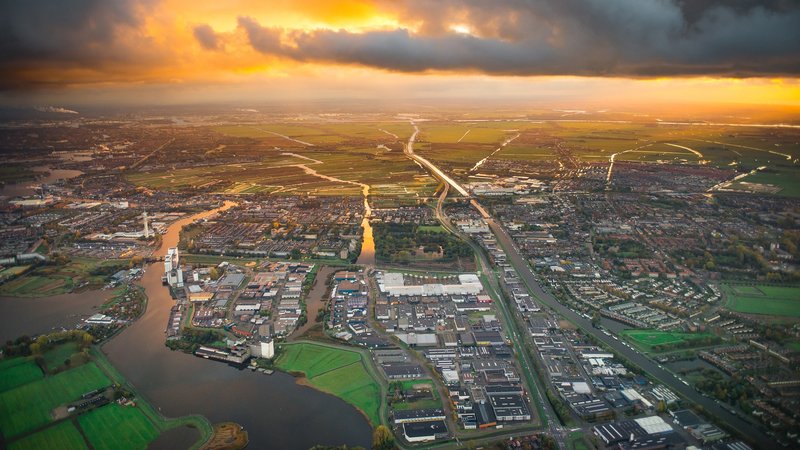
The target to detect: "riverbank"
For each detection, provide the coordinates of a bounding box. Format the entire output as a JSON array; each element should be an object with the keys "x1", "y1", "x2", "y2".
[
  {"x1": 0, "y1": 335, "x2": 212, "y2": 450},
  {"x1": 90, "y1": 347, "x2": 214, "y2": 449},
  {"x1": 274, "y1": 341, "x2": 385, "y2": 427},
  {"x1": 103, "y1": 201, "x2": 373, "y2": 449}
]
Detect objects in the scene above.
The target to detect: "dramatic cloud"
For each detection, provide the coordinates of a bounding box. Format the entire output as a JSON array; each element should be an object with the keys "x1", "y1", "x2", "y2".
[
  {"x1": 1, "y1": 0, "x2": 799, "y2": 96},
  {"x1": 0, "y1": 0, "x2": 160, "y2": 89},
  {"x1": 233, "y1": 0, "x2": 800, "y2": 77},
  {"x1": 193, "y1": 24, "x2": 222, "y2": 51}
]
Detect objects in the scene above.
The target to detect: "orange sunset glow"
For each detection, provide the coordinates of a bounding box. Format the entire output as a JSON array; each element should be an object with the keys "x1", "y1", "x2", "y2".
[{"x1": 1, "y1": 0, "x2": 799, "y2": 107}]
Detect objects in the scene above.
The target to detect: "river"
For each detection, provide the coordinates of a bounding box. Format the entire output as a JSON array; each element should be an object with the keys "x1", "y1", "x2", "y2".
[
  {"x1": 355, "y1": 185, "x2": 375, "y2": 266},
  {"x1": 0, "y1": 166, "x2": 83, "y2": 198},
  {"x1": 291, "y1": 266, "x2": 336, "y2": 339},
  {"x1": 100, "y1": 201, "x2": 372, "y2": 449},
  {"x1": 0, "y1": 290, "x2": 114, "y2": 343}
]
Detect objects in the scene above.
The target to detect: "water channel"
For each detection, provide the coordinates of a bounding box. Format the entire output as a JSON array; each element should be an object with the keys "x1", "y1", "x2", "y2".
[
  {"x1": 0, "y1": 166, "x2": 84, "y2": 198},
  {"x1": 1, "y1": 200, "x2": 372, "y2": 449}
]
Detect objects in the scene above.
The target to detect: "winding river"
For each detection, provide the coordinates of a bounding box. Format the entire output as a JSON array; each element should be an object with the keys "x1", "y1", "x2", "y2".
[
  {"x1": 0, "y1": 200, "x2": 373, "y2": 449},
  {"x1": 100, "y1": 201, "x2": 372, "y2": 449}
]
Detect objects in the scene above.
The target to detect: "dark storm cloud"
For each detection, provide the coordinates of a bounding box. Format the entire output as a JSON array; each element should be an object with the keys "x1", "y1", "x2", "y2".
[
  {"x1": 235, "y1": 0, "x2": 800, "y2": 77},
  {"x1": 0, "y1": 0, "x2": 158, "y2": 89},
  {"x1": 193, "y1": 24, "x2": 221, "y2": 51}
]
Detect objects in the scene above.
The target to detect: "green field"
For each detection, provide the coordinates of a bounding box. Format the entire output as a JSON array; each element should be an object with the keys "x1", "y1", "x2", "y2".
[
  {"x1": 0, "y1": 257, "x2": 127, "y2": 297},
  {"x1": 276, "y1": 343, "x2": 381, "y2": 425},
  {"x1": 0, "y1": 362, "x2": 110, "y2": 438},
  {"x1": 722, "y1": 285, "x2": 800, "y2": 318},
  {"x1": 43, "y1": 342, "x2": 81, "y2": 372},
  {"x1": 727, "y1": 168, "x2": 800, "y2": 198},
  {"x1": 391, "y1": 379, "x2": 441, "y2": 411},
  {"x1": 0, "y1": 358, "x2": 43, "y2": 393},
  {"x1": 8, "y1": 420, "x2": 89, "y2": 450},
  {"x1": 78, "y1": 403, "x2": 160, "y2": 450},
  {"x1": 621, "y1": 329, "x2": 718, "y2": 352}
]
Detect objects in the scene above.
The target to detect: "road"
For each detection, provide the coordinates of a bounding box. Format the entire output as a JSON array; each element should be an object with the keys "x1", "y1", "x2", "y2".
[
  {"x1": 485, "y1": 217, "x2": 773, "y2": 450},
  {"x1": 403, "y1": 121, "x2": 771, "y2": 449},
  {"x1": 422, "y1": 139, "x2": 567, "y2": 449},
  {"x1": 404, "y1": 123, "x2": 471, "y2": 197}
]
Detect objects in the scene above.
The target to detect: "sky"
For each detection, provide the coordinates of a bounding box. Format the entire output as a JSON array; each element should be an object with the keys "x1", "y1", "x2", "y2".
[{"x1": 1, "y1": 0, "x2": 799, "y2": 108}]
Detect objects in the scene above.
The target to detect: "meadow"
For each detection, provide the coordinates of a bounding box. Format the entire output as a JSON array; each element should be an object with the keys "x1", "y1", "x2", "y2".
[
  {"x1": 78, "y1": 403, "x2": 160, "y2": 450},
  {"x1": 128, "y1": 130, "x2": 437, "y2": 198},
  {"x1": 722, "y1": 284, "x2": 800, "y2": 318},
  {"x1": 621, "y1": 329, "x2": 718, "y2": 353},
  {"x1": 8, "y1": 420, "x2": 88, "y2": 450},
  {"x1": 0, "y1": 257, "x2": 126, "y2": 297},
  {"x1": 0, "y1": 362, "x2": 110, "y2": 438},
  {"x1": 0, "y1": 358, "x2": 43, "y2": 393},
  {"x1": 276, "y1": 343, "x2": 382, "y2": 425},
  {"x1": 1, "y1": 340, "x2": 212, "y2": 450}
]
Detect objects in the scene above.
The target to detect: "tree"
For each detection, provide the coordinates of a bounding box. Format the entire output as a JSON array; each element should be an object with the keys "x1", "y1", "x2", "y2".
[
  {"x1": 81, "y1": 332, "x2": 94, "y2": 348},
  {"x1": 209, "y1": 267, "x2": 220, "y2": 280},
  {"x1": 372, "y1": 425, "x2": 394, "y2": 450}
]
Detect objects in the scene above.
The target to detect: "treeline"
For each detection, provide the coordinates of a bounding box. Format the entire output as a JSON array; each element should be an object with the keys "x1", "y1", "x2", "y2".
[
  {"x1": 166, "y1": 328, "x2": 226, "y2": 353},
  {"x1": 373, "y1": 223, "x2": 472, "y2": 263},
  {"x1": 593, "y1": 237, "x2": 651, "y2": 258}
]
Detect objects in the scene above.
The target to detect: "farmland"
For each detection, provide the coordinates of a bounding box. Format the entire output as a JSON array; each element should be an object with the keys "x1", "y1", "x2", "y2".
[
  {"x1": 128, "y1": 127, "x2": 437, "y2": 198},
  {"x1": 621, "y1": 329, "x2": 720, "y2": 353},
  {"x1": 0, "y1": 342, "x2": 213, "y2": 450},
  {"x1": 0, "y1": 358, "x2": 43, "y2": 393},
  {"x1": 722, "y1": 284, "x2": 800, "y2": 318},
  {"x1": 0, "y1": 257, "x2": 127, "y2": 297},
  {"x1": 408, "y1": 120, "x2": 800, "y2": 183},
  {"x1": 8, "y1": 420, "x2": 88, "y2": 450},
  {"x1": 276, "y1": 342, "x2": 382, "y2": 425},
  {"x1": 78, "y1": 403, "x2": 160, "y2": 450},
  {"x1": 0, "y1": 362, "x2": 110, "y2": 438}
]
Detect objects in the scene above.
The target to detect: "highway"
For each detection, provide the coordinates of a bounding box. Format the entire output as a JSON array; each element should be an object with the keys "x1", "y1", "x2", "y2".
[
  {"x1": 420, "y1": 132, "x2": 567, "y2": 449},
  {"x1": 485, "y1": 217, "x2": 773, "y2": 450},
  {"x1": 402, "y1": 121, "x2": 771, "y2": 449}
]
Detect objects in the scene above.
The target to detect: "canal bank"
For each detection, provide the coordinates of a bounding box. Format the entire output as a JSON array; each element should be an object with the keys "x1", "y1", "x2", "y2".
[{"x1": 102, "y1": 201, "x2": 373, "y2": 449}]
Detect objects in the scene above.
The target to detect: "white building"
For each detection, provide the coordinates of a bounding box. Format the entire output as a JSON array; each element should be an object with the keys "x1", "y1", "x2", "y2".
[
  {"x1": 164, "y1": 247, "x2": 184, "y2": 287},
  {"x1": 249, "y1": 340, "x2": 275, "y2": 359},
  {"x1": 379, "y1": 273, "x2": 483, "y2": 297}
]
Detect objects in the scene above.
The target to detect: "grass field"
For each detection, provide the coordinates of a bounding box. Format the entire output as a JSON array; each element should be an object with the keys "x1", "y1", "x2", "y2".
[
  {"x1": 0, "y1": 358, "x2": 43, "y2": 393},
  {"x1": 621, "y1": 329, "x2": 718, "y2": 353},
  {"x1": 78, "y1": 403, "x2": 160, "y2": 450},
  {"x1": 276, "y1": 343, "x2": 381, "y2": 425},
  {"x1": 43, "y1": 342, "x2": 81, "y2": 372},
  {"x1": 8, "y1": 420, "x2": 89, "y2": 450},
  {"x1": 0, "y1": 362, "x2": 110, "y2": 438},
  {"x1": 567, "y1": 430, "x2": 591, "y2": 450},
  {"x1": 391, "y1": 379, "x2": 441, "y2": 411},
  {"x1": 722, "y1": 284, "x2": 800, "y2": 317},
  {"x1": 0, "y1": 257, "x2": 126, "y2": 297},
  {"x1": 727, "y1": 168, "x2": 800, "y2": 198}
]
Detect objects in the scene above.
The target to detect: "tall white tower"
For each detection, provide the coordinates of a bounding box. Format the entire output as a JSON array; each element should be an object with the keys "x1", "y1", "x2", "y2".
[{"x1": 143, "y1": 211, "x2": 151, "y2": 238}]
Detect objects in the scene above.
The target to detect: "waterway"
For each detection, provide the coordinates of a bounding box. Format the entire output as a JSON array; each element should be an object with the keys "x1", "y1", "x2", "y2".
[
  {"x1": 0, "y1": 166, "x2": 83, "y2": 198},
  {"x1": 291, "y1": 266, "x2": 336, "y2": 338},
  {"x1": 101, "y1": 201, "x2": 372, "y2": 449},
  {"x1": 0, "y1": 290, "x2": 113, "y2": 343},
  {"x1": 356, "y1": 185, "x2": 375, "y2": 266}
]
